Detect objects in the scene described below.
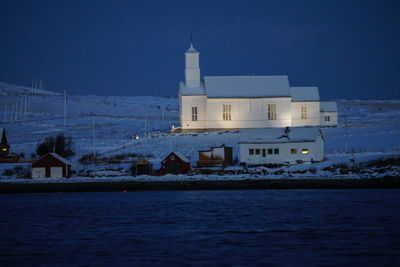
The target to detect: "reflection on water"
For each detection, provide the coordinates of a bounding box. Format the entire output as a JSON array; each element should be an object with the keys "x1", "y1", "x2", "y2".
[{"x1": 1, "y1": 190, "x2": 399, "y2": 265}]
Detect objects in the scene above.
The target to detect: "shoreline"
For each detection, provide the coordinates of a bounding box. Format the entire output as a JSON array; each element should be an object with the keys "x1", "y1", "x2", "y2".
[{"x1": 1, "y1": 177, "x2": 399, "y2": 193}]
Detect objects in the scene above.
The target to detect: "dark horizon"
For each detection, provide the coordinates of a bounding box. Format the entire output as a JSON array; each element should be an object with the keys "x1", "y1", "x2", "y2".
[{"x1": 1, "y1": 0, "x2": 399, "y2": 99}]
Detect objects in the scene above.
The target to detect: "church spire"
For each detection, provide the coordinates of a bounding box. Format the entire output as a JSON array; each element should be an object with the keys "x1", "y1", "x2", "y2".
[{"x1": 184, "y1": 39, "x2": 200, "y2": 87}]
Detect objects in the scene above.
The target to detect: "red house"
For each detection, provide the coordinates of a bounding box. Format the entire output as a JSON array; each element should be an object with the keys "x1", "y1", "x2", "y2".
[
  {"x1": 157, "y1": 151, "x2": 190, "y2": 175},
  {"x1": 32, "y1": 153, "x2": 72, "y2": 178}
]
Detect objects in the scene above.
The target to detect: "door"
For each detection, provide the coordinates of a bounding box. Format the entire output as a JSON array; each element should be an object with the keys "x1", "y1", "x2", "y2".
[
  {"x1": 32, "y1": 167, "x2": 45, "y2": 178},
  {"x1": 50, "y1": 167, "x2": 63, "y2": 178}
]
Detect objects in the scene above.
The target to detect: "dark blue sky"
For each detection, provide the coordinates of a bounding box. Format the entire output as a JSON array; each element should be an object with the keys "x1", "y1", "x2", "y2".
[{"x1": 1, "y1": 0, "x2": 399, "y2": 99}]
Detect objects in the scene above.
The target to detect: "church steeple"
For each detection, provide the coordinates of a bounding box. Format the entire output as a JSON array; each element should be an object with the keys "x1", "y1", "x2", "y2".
[{"x1": 185, "y1": 39, "x2": 200, "y2": 87}]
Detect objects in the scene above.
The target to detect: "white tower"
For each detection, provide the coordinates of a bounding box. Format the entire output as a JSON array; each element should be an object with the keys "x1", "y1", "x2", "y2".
[{"x1": 185, "y1": 42, "x2": 200, "y2": 88}]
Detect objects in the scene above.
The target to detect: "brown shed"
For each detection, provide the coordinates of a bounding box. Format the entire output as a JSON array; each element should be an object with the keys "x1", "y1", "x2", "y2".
[
  {"x1": 197, "y1": 145, "x2": 233, "y2": 167},
  {"x1": 131, "y1": 157, "x2": 153, "y2": 176},
  {"x1": 32, "y1": 153, "x2": 72, "y2": 178},
  {"x1": 158, "y1": 151, "x2": 190, "y2": 175}
]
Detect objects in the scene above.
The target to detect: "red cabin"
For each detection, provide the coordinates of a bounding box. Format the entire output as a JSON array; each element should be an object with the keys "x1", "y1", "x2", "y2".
[
  {"x1": 31, "y1": 153, "x2": 72, "y2": 178},
  {"x1": 157, "y1": 151, "x2": 190, "y2": 175}
]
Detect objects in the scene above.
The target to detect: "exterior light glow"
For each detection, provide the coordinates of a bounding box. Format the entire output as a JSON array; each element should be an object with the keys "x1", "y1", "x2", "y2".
[{"x1": 302, "y1": 149, "x2": 309, "y2": 154}]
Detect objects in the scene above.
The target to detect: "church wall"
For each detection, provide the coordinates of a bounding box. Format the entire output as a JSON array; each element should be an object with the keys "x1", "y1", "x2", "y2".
[
  {"x1": 290, "y1": 101, "x2": 321, "y2": 127},
  {"x1": 206, "y1": 97, "x2": 292, "y2": 129},
  {"x1": 320, "y1": 111, "x2": 338, "y2": 126},
  {"x1": 180, "y1": 95, "x2": 207, "y2": 129}
]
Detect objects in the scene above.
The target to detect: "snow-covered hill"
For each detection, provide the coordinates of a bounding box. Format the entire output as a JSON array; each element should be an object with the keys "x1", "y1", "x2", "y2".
[{"x1": 0, "y1": 82, "x2": 399, "y2": 179}]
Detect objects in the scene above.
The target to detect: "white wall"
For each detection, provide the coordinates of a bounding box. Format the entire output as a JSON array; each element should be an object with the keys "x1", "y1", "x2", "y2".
[
  {"x1": 206, "y1": 97, "x2": 292, "y2": 129},
  {"x1": 185, "y1": 53, "x2": 200, "y2": 88},
  {"x1": 291, "y1": 101, "x2": 321, "y2": 126},
  {"x1": 180, "y1": 95, "x2": 207, "y2": 129},
  {"x1": 240, "y1": 136, "x2": 324, "y2": 165},
  {"x1": 320, "y1": 111, "x2": 338, "y2": 126}
]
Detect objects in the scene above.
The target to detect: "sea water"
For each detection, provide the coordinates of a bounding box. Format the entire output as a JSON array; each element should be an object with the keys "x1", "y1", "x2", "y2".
[{"x1": 1, "y1": 190, "x2": 399, "y2": 266}]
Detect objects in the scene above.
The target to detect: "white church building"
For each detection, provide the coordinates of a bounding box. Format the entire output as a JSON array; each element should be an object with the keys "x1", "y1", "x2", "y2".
[{"x1": 179, "y1": 42, "x2": 338, "y2": 131}]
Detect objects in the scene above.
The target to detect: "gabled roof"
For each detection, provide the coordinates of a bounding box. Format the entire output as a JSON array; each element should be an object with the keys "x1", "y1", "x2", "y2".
[
  {"x1": 239, "y1": 127, "x2": 322, "y2": 144},
  {"x1": 33, "y1": 153, "x2": 72, "y2": 165},
  {"x1": 49, "y1": 153, "x2": 72, "y2": 165},
  {"x1": 171, "y1": 151, "x2": 189, "y2": 163},
  {"x1": 290, "y1": 87, "x2": 320, "y2": 102},
  {"x1": 135, "y1": 157, "x2": 152, "y2": 165},
  {"x1": 203, "y1": 75, "x2": 291, "y2": 98},
  {"x1": 320, "y1": 101, "x2": 338, "y2": 112}
]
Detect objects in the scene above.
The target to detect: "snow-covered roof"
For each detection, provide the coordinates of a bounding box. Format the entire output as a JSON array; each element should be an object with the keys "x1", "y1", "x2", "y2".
[
  {"x1": 239, "y1": 127, "x2": 322, "y2": 144},
  {"x1": 186, "y1": 43, "x2": 199, "y2": 53},
  {"x1": 172, "y1": 151, "x2": 189, "y2": 163},
  {"x1": 49, "y1": 153, "x2": 72, "y2": 165},
  {"x1": 290, "y1": 87, "x2": 320, "y2": 102},
  {"x1": 320, "y1": 101, "x2": 338, "y2": 112},
  {"x1": 203, "y1": 75, "x2": 291, "y2": 98},
  {"x1": 179, "y1": 82, "x2": 205, "y2": 96}
]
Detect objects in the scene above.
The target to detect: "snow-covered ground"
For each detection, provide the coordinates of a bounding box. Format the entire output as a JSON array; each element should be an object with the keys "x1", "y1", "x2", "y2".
[{"x1": 0, "y1": 81, "x2": 399, "y2": 181}]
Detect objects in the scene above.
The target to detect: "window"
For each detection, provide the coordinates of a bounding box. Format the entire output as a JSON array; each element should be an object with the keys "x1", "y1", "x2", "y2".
[
  {"x1": 274, "y1": 148, "x2": 279, "y2": 154},
  {"x1": 262, "y1": 149, "x2": 266, "y2": 157},
  {"x1": 291, "y1": 148, "x2": 297, "y2": 154},
  {"x1": 268, "y1": 148, "x2": 273, "y2": 155},
  {"x1": 302, "y1": 149, "x2": 309, "y2": 154},
  {"x1": 267, "y1": 104, "x2": 276, "y2": 120},
  {"x1": 325, "y1": 116, "x2": 330, "y2": 122},
  {"x1": 301, "y1": 106, "x2": 307, "y2": 120},
  {"x1": 192, "y1": 107, "x2": 198, "y2": 121},
  {"x1": 255, "y1": 149, "x2": 260, "y2": 155},
  {"x1": 249, "y1": 149, "x2": 254, "y2": 155},
  {"x1": 223, "y1": 104, "x2": 231, "y2": 121}
]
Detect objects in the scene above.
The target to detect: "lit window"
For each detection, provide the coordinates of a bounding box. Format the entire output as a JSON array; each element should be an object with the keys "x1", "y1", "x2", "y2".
[
  {"x1": 301, "y1": 106, "x2": 307, "y2": 120},
  {"x1": 267, "y1": 104, "x2": 276, "y2": 120},
  {"x1": 274, "y1": 148, "x2": 279, "y2": 154},
  {"x1": 223, "y1": 104, "x2": 231, "y2": 121},
  {"x1": 1, "y1": 148, "x2": 7, "y2": 152},
  {"x1": 268, "y1": 148, "x2": 273, "y2": 155},
  {"x1": 255, "y1": 149, "x2": 260, "y2": 155},
  {"x1": 262, "y1": 149, "x2": 266, "y2": 157},
  {"x1": 249, "y1": 149, "x2": 254, "y2": 155},
  {"x1": 325, "y1": 116, "x2": 330, "y2": 122},
  {"x1": 302, "y1": 149, "x2": 309, "y2": 154},
  {"x1": 291, "y1": 149, "x2": 297, "y2": 154},
  {"x1": 192, "y1": 107, "x2": 198, "y2": 121}
]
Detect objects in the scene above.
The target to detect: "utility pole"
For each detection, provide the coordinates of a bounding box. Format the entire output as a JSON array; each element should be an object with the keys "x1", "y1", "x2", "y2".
[
  {"x1": 169, "y1": 134, "x2": 172, "y2": 152},
  {"x1": 144, "y1": 109, "x2": 147, "y2": 144},
  {"x1": 14, "y1": 98, "x2": 18, "y2": 121},
  {"x1": 24, "y1": 93, "x2": 27, "y2": 120},
  {"x1": 10, "y1": 102, "x2": 14, "y2": 122},
  {"x1": 64, "y1": 88, "x2": 67, "y2": 127},
  {"x1": 19, "y1": 96, "x2": 23, "y2": 120},
  {"x1": 344, "y1": 116, "x2": 349, "y2": 153},
  {"x1": 92, "y1": 113, "x2": 96, "y2": 158}
]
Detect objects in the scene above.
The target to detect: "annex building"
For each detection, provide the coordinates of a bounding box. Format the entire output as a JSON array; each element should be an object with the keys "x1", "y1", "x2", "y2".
[{"x1": 179, "y1": 42, "x2": 338, "y2": 131}]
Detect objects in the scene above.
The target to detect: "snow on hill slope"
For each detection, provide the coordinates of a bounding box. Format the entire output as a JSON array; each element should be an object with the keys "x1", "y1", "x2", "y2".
[{"x1": 0, "y1": 81, "x2": 399, "y2": 178}]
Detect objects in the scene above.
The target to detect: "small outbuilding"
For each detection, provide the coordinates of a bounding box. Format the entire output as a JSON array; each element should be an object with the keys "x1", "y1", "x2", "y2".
[
  {"x1": 239, "y1": 127, "x2": 324, "y2": 166},
  {"x1": 131, "y1": 157, "x2": 153, "y2": 176},
  {"x1": 31, "y1": 153, "x2": 72, "y2": 178},
  {"x1": 158, "y1": 151, "x2": 190, "y2": 175},
  {"x1": 320, "y1": 102, "x2": 338, "y2": 126},
  {"x1": 197, "y1": 145, "x2": 233, "y2": 167}
]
